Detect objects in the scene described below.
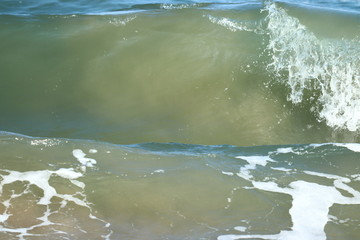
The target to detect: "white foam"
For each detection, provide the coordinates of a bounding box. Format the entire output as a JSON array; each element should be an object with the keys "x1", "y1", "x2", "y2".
[
  {"x1": 160, "y1": 3, "x2": 199, "y2": 10},
  {"x1": 30, "y1": 138, "x2": 61, "y2": 147},
  {"x1": 55, "y1": 168, "x2": 83, "y2": 179},
  {"x1": 234, "y1": 226, "x2": 247, "y2": 232},
  {"x1": 333, "y1": 179, "x2": 360, "y2": 204},
  {"x1": 265, "y1": 3, "x2": 360, "y2": 131},
  {"x1": 236, "y1": 155, "x2": 275, "y2": 180},
  {"x1": 236, "y1": 156, "x2": 275, "y2": 167},
  {"x1": 108, "y1": 15, "x2": 137, "y2": 26},
  {"x1": 0, "y1": 150, "x2": 112, "y2": 239},
  {"x1": 0, "y1": 213, "x2": 11, "y2": 223},
  {"x1": 0, "y1": 170, "x2": 56, "y2": 205},
  {"x1": 222, "y1": 171, "x2": 235, "y2": 176},
  {"x1": 70, "y1": 179, "x2": 86, "y2": 189},
  {"x1": 309, "y1": 143, "x2": 331, "y2": 148},
  {"x1": 275, "y1": 147, "x2": 294, "y2": 154},
  {"x1": 272, "y1": 147, "x2": 305, "y2": 156},
  {"x1": 151, "y1": 169, "x2": 165, "y2": 175},
  {"x1": 219, "y1": 178, "x2": 360, "y2": 240},
  {"x1": 73, "y1": 149, "x2": 97, "y2": 169},
  {"x1": 334, "y1": 143, "x2": 360, "y2": 152},
  {"x1": 350, "y1": 174, "x2": 360, "y2": 181},
  {"x1": 205, "y1": 15, "x2": 260, "y2": 33},
  {"x1": 219, "y1": 145, "x2": 360, "y2": 240},
  {"x1": 89, "y1": 149, "x2": 98, "y2": 154},
  {"x1": 272, "y1": 167, "x2": 292, "y2": 172}
]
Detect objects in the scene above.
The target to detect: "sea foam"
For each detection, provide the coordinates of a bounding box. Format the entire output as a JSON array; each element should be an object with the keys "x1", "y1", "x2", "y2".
[
  {"x1": 205, "y1": 2, "x2": 360, "y2": 131},
  {"x1": 218, "y1": 145, "x2": 360, "y2": 240},
  {"x1": 265, "y1": 3, "x2": 360, "y2": 131},
  {"x1": 0, "y1": 148, "x2": 111, "y2": 240}
]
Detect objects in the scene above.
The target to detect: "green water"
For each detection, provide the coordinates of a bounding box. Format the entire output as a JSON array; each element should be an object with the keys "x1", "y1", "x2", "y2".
[
  {"x1": 1, "y1": 4, "x2": 359, "y2": 146},
  {"x1": 1, "y1": 1, "x2": 360, "y2": 240},
  {"x1": 1, "y1": 133, "x2": 360, "y2": 239}
]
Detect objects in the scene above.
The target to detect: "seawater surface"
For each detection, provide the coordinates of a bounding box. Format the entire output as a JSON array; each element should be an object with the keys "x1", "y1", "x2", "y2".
[{"x1": 1, "y1": 0, "x2": 360, "y2": 239}]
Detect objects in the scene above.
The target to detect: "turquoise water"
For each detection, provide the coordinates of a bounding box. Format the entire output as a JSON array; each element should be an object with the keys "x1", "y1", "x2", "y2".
[{"x1": 0, "y1": 1, "x2": 360, "y2": 239}]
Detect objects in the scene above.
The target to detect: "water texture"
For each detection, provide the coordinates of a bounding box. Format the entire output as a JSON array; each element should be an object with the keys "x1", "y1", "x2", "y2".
[{"x1": 0, "y1": 0, "x2": 360, "y2": 239}]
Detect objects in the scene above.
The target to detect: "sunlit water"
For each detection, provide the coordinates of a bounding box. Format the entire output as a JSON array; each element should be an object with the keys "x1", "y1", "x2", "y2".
[{"x1": 0, "y1": 1, "x2": 360, "y2": 239}]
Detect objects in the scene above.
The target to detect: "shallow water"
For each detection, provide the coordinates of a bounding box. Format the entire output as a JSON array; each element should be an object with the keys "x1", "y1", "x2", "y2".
[
  {"x1": 0, "y1": 0, "x2": 360, "y2": 239},
  {"x1": 1, "y1": 1, "x2": 360, "y2": 145},
  {"x1": 1, "y1": 132, "x2": 360, "y2": 239}
]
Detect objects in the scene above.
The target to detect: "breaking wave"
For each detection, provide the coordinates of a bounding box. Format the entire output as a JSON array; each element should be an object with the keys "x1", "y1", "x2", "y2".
[
  {"x1": 265, "y1": 3, "x2": 360, "y2": 131},
  {"x1": 207, "y1": 2, "x2": 360, "y2": 131}
]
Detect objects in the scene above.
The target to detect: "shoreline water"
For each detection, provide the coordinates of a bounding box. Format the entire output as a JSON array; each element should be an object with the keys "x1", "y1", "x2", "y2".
[{"x1": 1, "y1": 1, "x2": 360, "y2": 239}]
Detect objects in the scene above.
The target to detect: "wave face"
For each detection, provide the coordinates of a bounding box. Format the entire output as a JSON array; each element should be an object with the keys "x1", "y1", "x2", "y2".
[
  {"x1": 1, "y1": 1, "x2": 360, "y2": 239},
  {"x1": 0, "y1": 1, "x2": 360, "y2": 145}
]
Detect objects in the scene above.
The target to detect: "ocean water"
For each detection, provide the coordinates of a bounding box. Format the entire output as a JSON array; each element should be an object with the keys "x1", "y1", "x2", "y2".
[{"x1": 0, "y1": 0, "x2": 360, "y2": 239}]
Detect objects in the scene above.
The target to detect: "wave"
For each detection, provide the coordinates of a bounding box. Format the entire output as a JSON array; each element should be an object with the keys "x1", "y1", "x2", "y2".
[
  {"x1": 265, "y1": 3, "x2": 360, "y2": 131},
  {"x1": 206, "y1": 2, "x2": 360, "y2": 132},
  {"x1": 0, "y1": 1, "x2": 359, "y2": 146},
  {"x1": 1, "y1": 2, "x2": 360, "y2": 239}
]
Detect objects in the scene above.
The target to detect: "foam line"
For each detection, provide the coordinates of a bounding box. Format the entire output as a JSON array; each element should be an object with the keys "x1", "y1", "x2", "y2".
[
  {"x1": 334, "y1": 143, "x2": 360, "y2": 152},
  {"x1": 220, "y1": 144, "x2": 360, "y2": 240},
  {"x1": 0, "y1": 150, "x2": 111, "y2": 239}
]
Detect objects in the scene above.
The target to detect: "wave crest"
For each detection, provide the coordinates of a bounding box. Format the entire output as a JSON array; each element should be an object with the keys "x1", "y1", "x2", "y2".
[{"x1": 265, "y1": 3, "x2": 360, "y2": 131}]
